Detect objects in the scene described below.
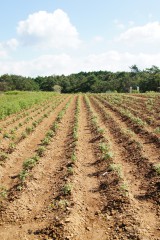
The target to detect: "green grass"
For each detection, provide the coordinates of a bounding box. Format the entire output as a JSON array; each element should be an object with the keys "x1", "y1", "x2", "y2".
[{"x1": 0, "y1": 91, "x2": 57, "y2": 120}]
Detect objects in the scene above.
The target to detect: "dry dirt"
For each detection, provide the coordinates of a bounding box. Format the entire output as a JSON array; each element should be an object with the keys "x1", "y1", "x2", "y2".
[{"x1": 0, "y1": 94, "x2": 159, "y2": 240}]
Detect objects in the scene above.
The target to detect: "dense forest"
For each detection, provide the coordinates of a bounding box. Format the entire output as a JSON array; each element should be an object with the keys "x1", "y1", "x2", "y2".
[{"x1": 0, "y1": 65, "x2": 159, "y2": 93}]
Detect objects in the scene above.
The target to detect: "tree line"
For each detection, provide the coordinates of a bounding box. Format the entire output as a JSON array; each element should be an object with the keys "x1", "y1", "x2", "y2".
[{"x1": 0, "y1": 65, "x2": 159, "y2": 93}]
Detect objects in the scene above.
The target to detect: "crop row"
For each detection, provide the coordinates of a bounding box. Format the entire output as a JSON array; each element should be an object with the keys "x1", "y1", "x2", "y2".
[
  {"x1": 0, "y1": 91, "x2": 59, "y2": 120},
  {"x1": 0, "y1": 95, "x2": 67, "y2": 165}
]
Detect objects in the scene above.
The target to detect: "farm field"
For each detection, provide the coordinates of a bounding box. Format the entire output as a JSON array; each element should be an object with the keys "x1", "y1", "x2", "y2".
[{"x1": 0, "y1": 92, "x2": 160, "y2": 240}]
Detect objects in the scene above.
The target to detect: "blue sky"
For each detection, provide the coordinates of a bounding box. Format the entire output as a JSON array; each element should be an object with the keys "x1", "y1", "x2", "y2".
[{"x1": 0, "y1": 0, "x2": 160, "y2": 76}]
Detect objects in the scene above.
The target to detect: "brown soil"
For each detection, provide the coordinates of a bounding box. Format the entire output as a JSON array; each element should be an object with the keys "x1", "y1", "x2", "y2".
[
  {"x1": 0, "y1": 95, "x2": 75, "y2": 239},
  {"x1": 0, "y1": 96, "x2": 65, "y2": 151},
  {"x1": 89, "y1": 96, "x2": 160, "y2": 239},
  {"x1": 0, "y1": 96, "x2": 70, "y2": 187},
  {"x1": 63, "y1": 96, "x2": 108, "y2": 239},
  {"x1": 0, "y1": 94, "x2": 159, "y2": 240}
]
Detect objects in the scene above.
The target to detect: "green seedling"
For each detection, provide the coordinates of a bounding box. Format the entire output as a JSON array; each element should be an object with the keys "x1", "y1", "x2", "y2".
[
  {"x1": 46, "y1": 130, "x2": 54, "y2": 138},
  {"x1": 19, "y1": 169, "x2": 29, "y2": 182},
  {"x1": 154, "y1": 127, "x2": 160, "y2": 134},
  {"x1": 108, "y1": 163, "x2": 123, "y2": 178},
  {"x1": 25, "y1": 126, "x2": 33, "y2": 134},
  {"x1": 37, "y1": 146, "x2": 46, "y2": 156},
  {"x1": 153, "y1": 164, "x2": 160, "y2": 175},
  {"x1": 103, "y1": 151, "x2": 113, "y2": 160},
  {"x1": 67, "y1": 166, "x2": 74, "y2": 175},
  {"x1": 23, "y1": 156, "x2": 39, "y2": 170},
  {"x1": 0, "y1": 152, "x2": 8, "y2": 162},
  {"x1": 0, "y1": 186, "x2": 8, "y2": 198},
  {"x1": 71, "y1": 152, "x2": 77, "y2": 163},
  {"x1": 41, "y1": 137, "x2": 51, "y2": 146},
  {"x1": 120, "y1": 182, "x2": 129, "y2": 196},
  {"x1": 62, "y1": 184, "x2": 72, "y2": 195}
]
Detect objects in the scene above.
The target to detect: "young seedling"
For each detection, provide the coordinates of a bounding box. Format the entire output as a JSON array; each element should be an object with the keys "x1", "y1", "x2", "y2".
[
  {"x1": 71, "y1": 152, "x2": 77, "y2": 163},
  {"x1": 0, "y1": 186, "x2": 8, "y2": 199},
  {"x1": 120, "y1": 182, "x2": 129, "y2": 196},
  {"x1": 108, "y1": 163, "x2": 123, "y2": 178},
  {"x1": 8, "y1": 142, "x2": 16, "y2": 153},
  {"x1": 62, "y1": 184, "x2": 72, "y2": 195},
  {"x1": 0, "y1": 152, "x2": 8, "y2": 162},
  {"x1": 153, "y1": 164, "x2": 160, "y2": 175},
  {"x1": 23, "y1": 156, "x2": 39, "y2": 170},
  {"x1": 67, "y1": 166, "x2": 74, "y2": 175},
  {"x1": 37, "y1": 146, "x2": 46, "y2": 157},
  {"x1": 19, "y1": 169, "x2": 29, "y2": 182},
  {"x1": 41, "y1": 136, "x2": 51, "y2": 146}
]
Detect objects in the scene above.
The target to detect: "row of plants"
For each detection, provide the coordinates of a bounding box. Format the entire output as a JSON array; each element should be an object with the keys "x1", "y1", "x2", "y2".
[
  {"x1": 95, "y1": 95, "x2": 160, "y2": 144},
  {"x1": 99, "y1": 94, "x2": 158, "y2": 127},
  {"x1": 101, "y1": 93, "x2": 159, "y2": 127},
  {"x1": 14, "y1": 97, "x2": 73, "y2": 191},
  {"x1": 83, "y1": 95, "x2": 142, "y2": 239},
  {"x1": 0, "y1": 96, "x2": 67, "y2": 165},
  {"x1": 62, "y1": 95, "x2": 80, "y2": 196},
  {"x1": 0, "y1": 91, "x2": 59, "y2": 120},
  {"x1": 0, "y1": 96, "x2": 65, "y2": 142},
  {"x1": 0, "y1": 95, "x2": 61, "y2": 133},
  {"x1": 32, "y1": 96, "x2": 80, "y2": 239},
  {"x1": 85, "y1": 95, "x2": 129, "y2": 195},
  {"x1": 90, "y1": 96, "x2": 160, "y2": 203}
]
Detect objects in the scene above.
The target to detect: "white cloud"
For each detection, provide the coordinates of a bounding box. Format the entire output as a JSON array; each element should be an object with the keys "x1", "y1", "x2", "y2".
[
  {"x1": 93, "y1": 36, "x2": 104, "y2": 43},
  {"x1": 0, "y1": 54, "x2": 75, "y2": 76},
  {"x1": 0, "y1": 43, "x2": 8, "y2": 58},
  {"x1": 0, "y1": 51, "x2": 160, "y2": 77},
  {"x1": 82, "y1": 51, "x2": 160, "y2": 72},
  {"x1": 117, "y1": 21, "x2": 160, "y2": 44},
  {"x1": 128, "y1": 21, "x2": 135, "y2": 27},
  {"x1": 0, "y1": 38, "x2": 19, "y2": 59},
  {"x1": 114, "y1": 19, "x2": 125, "y2": 30},
  {"x1": 17, "y1": 9, "x2": 81, "y2": 49},
  {"x1": 6, "y1": 38, "x2": 19, "y2": 50}
]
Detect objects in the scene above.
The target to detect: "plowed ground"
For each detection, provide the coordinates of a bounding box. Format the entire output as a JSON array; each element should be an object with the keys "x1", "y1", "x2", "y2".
[{"x1": 0, "y1": 94, "x2": 159, "y2": 240}]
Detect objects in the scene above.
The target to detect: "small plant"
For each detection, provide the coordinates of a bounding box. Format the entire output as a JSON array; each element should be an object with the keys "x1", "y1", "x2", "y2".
[
  {"x1": 73, "y1": 131, "x2": 78, "y2": 141},
  {"x1": 18, "y1": 122, "x2": 22, "y2": 127},
  {"x1": 133, "y1": 117, "x2": 146, "y2": 127},
  {"x1": 17, "y1": 185, "x2": 23, "y2": 191},
  {"x1": 32, "y1": 121, "x2": 38, "y2": 128},
  {"x1": 19, "y1": 169, "x2": 28, "y2": 182},
  {"x1": 154, "y1": 127, "x2": 160, "y2": 134},
  {"x1": 8, "y1": 142, "x2": 16, "y2": 153},
  {"x1": 43, "y1": 113, "x2": 48, "y2": 118},
  {"x1": 153, "y1": 164, "x2": 160, "y2": 175},
  {"x1": 0, "y1": 186, "x2": 8, "y2": 198},
  {"x1": 103, "y1": 151, "x2": 113, "y2": 160},
  {"x1": 41, "y1": 137, "x2": 51, "y2": 146},
  {"x1": 67, "y1": 166, "x2": 74, "y2": 175},
  {"x1": 71, "y1": 152, "x2": 77, "y2": 163},
  {"x1": 108, "y1": 163, "x2": 123, "y2": 178},
  {"x1": 51, "y1": 122, "x2": 58, "y2": 132},
  {"x1": 58, "y1": 199, "x2": 69, "y2": 209},
  {"x1": 37, "y1": 146, "x2": 46, "y2": 156},
  {"x1": 120, "y1": 182, "x2": 129, "y2": 196},
  {"x1": 0, "y1": 152, "x2": 8, "y2": 162},
  {"x1": 46, "y1": 130, "x2": 54, "y2": 138},
  {"x1": 62, "y1": 184, "x2": 72, "y2": 195},
  {"x1": 99, "y1": 142, "x2": 109, "y2": 153},
  {"x1": 3, "y1": 132, "x2": 10, "y2": 139},
  {"x1": 21, "y1": 132, "x2": 27, "y2": 139},
  {"x1": 97, "y1": 127, "x2": 105, "y2": 135},
  {"x1": 25, "y1": 126, "x2": 33, "y2": 134},
  {"x1": 10, "y1": 129, "x2": 15, "y2": 134},
  {"x1": 23, "y1": 156, "x2": 39, "y2": 170}
]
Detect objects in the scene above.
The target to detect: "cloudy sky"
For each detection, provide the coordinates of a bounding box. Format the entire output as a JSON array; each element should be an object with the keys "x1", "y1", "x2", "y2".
[{"x1": 0, "y1": 0, "x2": 160, "y2": 76}]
